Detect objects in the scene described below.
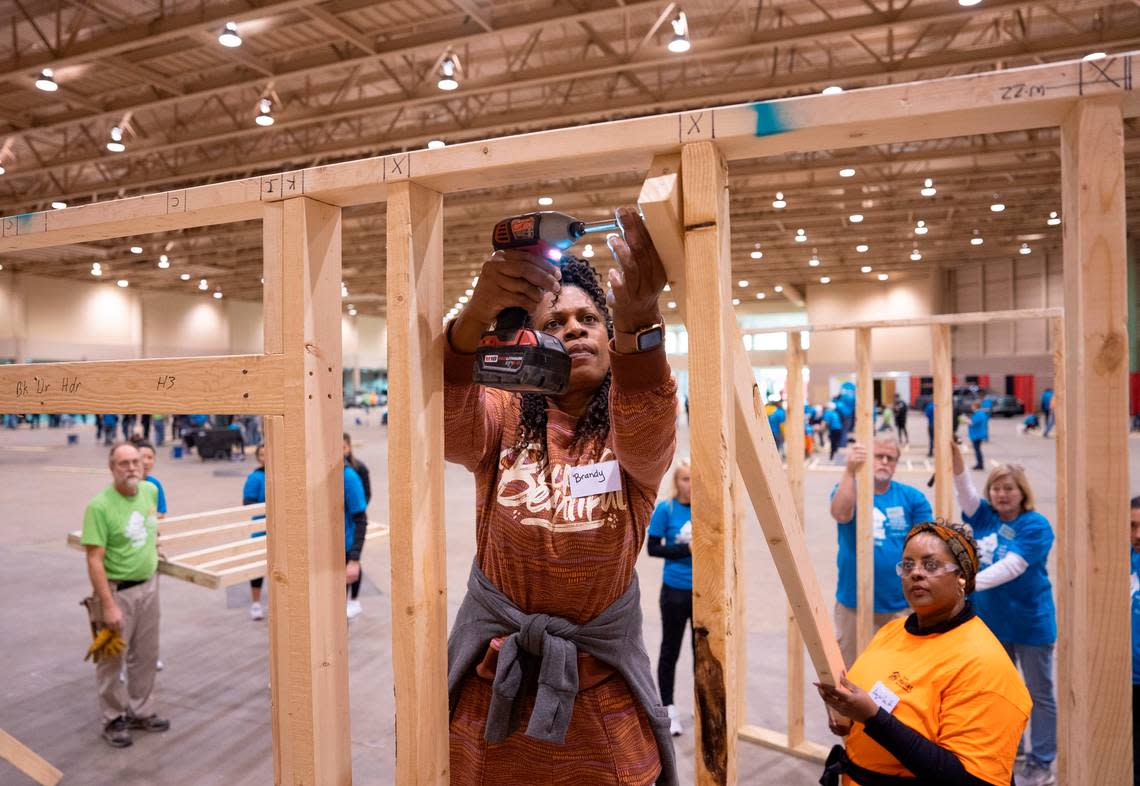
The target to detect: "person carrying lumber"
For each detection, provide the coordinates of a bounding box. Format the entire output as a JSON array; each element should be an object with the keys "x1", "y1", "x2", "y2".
[
  {"x1": 444, "y1": 207, "x2": 678, "y2": 785},
  {"x1": 80, "y1": 442, "x2": 170, "y2": 748},
  {"x1": 816, "y1": 521, "x2": 1031, "y2": 786},
  {"x1": 830, "y1": 434, "x2": 933, "y2": 667}
]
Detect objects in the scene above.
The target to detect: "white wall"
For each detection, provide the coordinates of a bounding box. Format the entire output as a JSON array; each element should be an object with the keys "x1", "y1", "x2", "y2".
[
  {"x1": 0, "y1": 273, "x2": 385, "y2": 368},
  {"x1": 806, "y1": 276, "x2": 935, "y2": 367}
]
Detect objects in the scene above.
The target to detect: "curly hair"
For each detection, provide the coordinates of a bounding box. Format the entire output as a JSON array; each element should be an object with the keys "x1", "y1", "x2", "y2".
[{"x1": 513, "y1": 255, "x2": 614, "y2": 460}]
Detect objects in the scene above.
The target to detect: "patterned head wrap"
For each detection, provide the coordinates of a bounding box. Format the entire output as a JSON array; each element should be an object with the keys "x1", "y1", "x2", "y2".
[{"x1": 904, "y1": 520, "x2": 979, "y2": 593}]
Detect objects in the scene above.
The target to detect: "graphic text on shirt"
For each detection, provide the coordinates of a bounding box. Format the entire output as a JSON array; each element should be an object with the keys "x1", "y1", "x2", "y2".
[{"x1": 497, "y1": 444, "x2": 628, "y2": 532}]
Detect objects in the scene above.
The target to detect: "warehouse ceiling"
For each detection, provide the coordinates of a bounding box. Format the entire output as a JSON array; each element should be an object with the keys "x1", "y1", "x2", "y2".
[{"x1": 0, "y1": 0, "x2": 1138, "y2": 313}]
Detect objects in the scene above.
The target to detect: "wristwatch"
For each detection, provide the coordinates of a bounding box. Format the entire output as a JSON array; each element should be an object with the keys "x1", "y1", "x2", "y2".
[{"x1": 615, "y1": 323, "x2": 665, "y2": 354}]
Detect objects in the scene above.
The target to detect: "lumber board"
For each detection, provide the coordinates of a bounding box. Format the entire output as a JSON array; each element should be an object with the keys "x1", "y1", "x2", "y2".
[
  {"x1": 742, "y1": 307, "x2": 1063, "y2": 336},
  {"x1": 931, "y1": 325, "x2": 954, "y2": 522},
  {"x1": 158, "y1": 503, "x2": 266, "y2": 535},
  {"x1": 784, "y1": 333, "x2": 806, "y2": 747},
  {"x1": 683, "y1": 141, "x2": 737, "y2": 786},
  {"x1": 264, "y1": 196, "x2": 351, "y2": 786},
  {"x1": 159, "y1": 521, "x2": 264, "y2": 553},
  {"x1": 1057, "y1": 97, "x2": 1132, "y2": 785},
  {"x1": 853, "y1": 329, "x2": 874, "y2": 655},
  {"x1": 385, "y1": 179, "x2": 449, "y2": 786},
  {"x1": 0, "y1": 354, "x2": 284, "y2": 415},
  {"x1": 4, "y1": 54, "x2": 1140, "y2": 251},
  {"x1": 642, "y1": 148, "x2": 843, "y2": 696},
  {"x1": 737, "y1": 724, "x2": 830, "y2": 765},
  {"x1": 169, "y1": 535, "x2": 266, "y2": 567},
  {"x1": 0, "y1": 728, "x2": 62, "y2": 786}
]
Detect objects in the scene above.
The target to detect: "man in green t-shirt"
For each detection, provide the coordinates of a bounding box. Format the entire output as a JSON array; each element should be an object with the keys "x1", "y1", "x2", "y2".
[{"x1": 81, "y1": 442, "x2": 170, "y2": 748}]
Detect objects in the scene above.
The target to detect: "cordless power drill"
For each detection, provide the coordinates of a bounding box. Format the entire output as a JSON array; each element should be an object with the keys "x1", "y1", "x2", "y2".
[{"x1": 474, "y1": 211, "x2": 618, "y2": 394}]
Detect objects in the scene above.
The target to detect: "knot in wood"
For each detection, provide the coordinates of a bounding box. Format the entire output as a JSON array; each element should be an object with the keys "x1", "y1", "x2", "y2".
[{"x1": 1093, "y1": 331, "x2": 1126, "y2": 375}]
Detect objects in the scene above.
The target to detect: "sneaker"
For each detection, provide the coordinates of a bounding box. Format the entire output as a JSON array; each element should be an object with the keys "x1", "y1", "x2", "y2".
[
  {"x1": 102, "y1": 716, "x2": 133, "y2": 748},
  {"x1": 346, "y1": 599, "x2": 362, "y2": 620},
  {"x1": 127, "y1": 714, "x2": 170, "y2": 733},
  {"x1": 249, "y1": 602, "x2": 264, "y2": 621},
  {"x1": 156, "y1": 659, "x2": 164, "y2": 671},
  {"x1": 667, "y1": 704, "x2": 683, "y2": 737},
  {"x1": 1019, "y1": 763, "x2": 1056, "y2": 786}
]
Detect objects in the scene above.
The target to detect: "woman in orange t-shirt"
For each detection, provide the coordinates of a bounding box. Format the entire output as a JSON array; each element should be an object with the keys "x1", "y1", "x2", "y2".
[{"x1": 816, "y1": 522, "x2": 1031, "y2": 786}]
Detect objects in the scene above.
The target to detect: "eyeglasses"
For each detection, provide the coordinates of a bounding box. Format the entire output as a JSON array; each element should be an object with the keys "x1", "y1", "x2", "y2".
[
  {"x1": 873, "y1": 453, "x2": 899, "y2": 464},
  {"x1": 895, "y1": 559, "x2": 961, "y2": 577}
]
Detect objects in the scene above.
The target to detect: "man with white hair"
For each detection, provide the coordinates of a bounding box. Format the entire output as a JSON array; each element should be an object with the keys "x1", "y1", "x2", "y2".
[
  {"x1": 81, "y1": 441, "x2": 169, "y2": 747},
  {"x1": 829, "y1": 433, "x2": 933, "y2": 666}
]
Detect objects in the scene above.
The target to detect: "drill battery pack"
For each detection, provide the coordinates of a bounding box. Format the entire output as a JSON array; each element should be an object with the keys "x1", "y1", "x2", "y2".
[{"x1": 474, "y1": 328, "x2": 571, "y2": 394}]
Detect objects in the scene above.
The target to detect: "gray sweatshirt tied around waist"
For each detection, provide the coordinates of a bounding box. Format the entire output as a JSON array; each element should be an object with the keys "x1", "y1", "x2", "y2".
[{"x1": 447, "y1": 558, "x2": 678, "y2": 786}]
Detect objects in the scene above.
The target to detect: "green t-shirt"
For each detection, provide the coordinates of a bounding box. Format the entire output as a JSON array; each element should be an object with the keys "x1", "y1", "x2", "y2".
[{"x1": 81, "y1": 481, "x2": 160, "y2": 581}]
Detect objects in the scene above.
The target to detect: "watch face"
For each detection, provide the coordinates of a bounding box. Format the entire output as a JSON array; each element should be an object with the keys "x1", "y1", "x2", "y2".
[{"x1": 637, "y1": 326, "x2": 664, "y2": 351}]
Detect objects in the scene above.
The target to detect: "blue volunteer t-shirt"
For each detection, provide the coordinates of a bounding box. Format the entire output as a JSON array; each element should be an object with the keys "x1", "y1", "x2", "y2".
[
  {"x1": 968, "y1": 410, "x2": 990, "y2": 442},
  {"x1": 648, "y1": 499, "x2": 692, "y2": 591},
  {"x1": 243, "y1": 466, "x2": 267, "y2": 537},
  {"x1": 964, "y1": 502, "x2": 1056, "y2": 646},
  {"x1": 1041, "y1": 389, "x2": 1054, "y2": 412},
  {"x1": 343, "y1": 465, "x2": 367, "y2": 554},
  {"x1": 1131, "y1": 549, "x2": 1140, "y2": 684},
  {"x1": 146, "y1": 474, "x2": 167, "y2": 515},
  {"x1": 824, "y1": 409, "x2": 842, "y2": 430},
  {"x1": 768, "y1": 406, "x2": 786, "y2": 438},
  {"x1": 835, "y1": 481, "x2": 933, "y2": 613}
]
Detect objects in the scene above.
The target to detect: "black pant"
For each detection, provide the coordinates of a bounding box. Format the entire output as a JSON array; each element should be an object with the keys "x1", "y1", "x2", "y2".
[
  {"x1": 349, "y1": 573, "x2": 362, "y2": 599},
  {"x1": 927, "y1": 421, "x2": 935, "y2": 457},
  {"x1": 971, "y1": 438, "x2": 984, "y2": 469},
  {"x1": 897, "y1": 420, "x2": 908, "y2": 445},
  {"x1": 657, "y1": 583, "x2": 693, "y2": 706},
  {"x1": 829, "y1": 429, "x2": 843, "y2": 460}
]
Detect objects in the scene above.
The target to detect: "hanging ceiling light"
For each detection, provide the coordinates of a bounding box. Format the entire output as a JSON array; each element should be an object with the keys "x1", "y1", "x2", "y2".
[
  {"x1": 347, "y1": 306, "x2": 358, "y2": 316},
  {"x1": 213, "y1": 290, "x2": 223, "y2": 299},
  {"x1": 198, "y1": 278, "x2": 209, "y2": 290},
  {"x1": 91, "y1": 263, "x2": 102, "y2": 277},
  {"x1": 157, "y1": 254, "x2": 170, "y2": 269},
  {"x1": 179, "y1": 273, "x2": 191, "y2": 281},
  {"x1": 255, "y1": 97, "x2": 275, "y2": 127},
  {"x1": 958, "y1": 0, "x2": 983, "y2": 6},
  {"x1": 427, "y1": 139, "x2": 446, "y2": 150},
  {"x1": 0, "y1": 164, "x2": 6, "y2": 176},
  {"x1": 750, "y1": 243, "x2": 763, "y2": 259},
  {"x1": 910, "y1": 247, "x2": 923, "y2": 261},
  {"x1": 856, "y1": 243, "x2": 869, "y2": 253},
  {"x1": 970, "y1": 230, "x2": 984, "y2": 246},
  {"x1": 819, "y1": 276, "x2": 831, "y2": 284},
  {"x1": 34, "y1": 68, "x2": 58, "y2": 92},
  {"x1": 218, "y1": 22, "x2": 242, "y2": 48},
  {"x1": 732, "y1": 298, "x2": 741, "y2": 306},
  {"x1": 839, "y1": 167, "x2": 856, "y2": 178},
  {"x1": 755, "y1": 292, "x2": 766, "y2": 299},
  {"x1": 772, "y1": 192, "x2": 787, "y2": 209},
  {"x1": 737, "y1": 280, "x2": 749, "y2": 288},
  {"x1": 774, "y1": 285, "x2": 784, "y2": 293},
  {"x1": 667, "y1": 301, "x2": 677, "y2": 310},
  {"x1": 667, "y1": 11, "x2": 691, "y2": 53},
  {"x1": 116, "y1": 279, "x2": 129, "y2": 288},
  {"x1": 106, "y1": 126, "x2": 126, "y2": 153},
  {"x1": 821, "y1": 85, "x2": 844, "y2": 95},
  {"x1": 1047, "y1": 211, "x2": 1061, "y2": 226},
  {"x1": 130, "y1": 246, "x2": 143, "y2": 254},
  {"x1": 878, "y1": 273, "x2": 889, "y2": 281},
  {"x1": 51, "y1": 200, "x2": 67, "y2": 209},
  {"x1": 914, "y1": 219, "x2": 928, "y2": 235},
  {"x1": 1083, "y1": 51, "x2": 1107, "y2": 61},
  {"x1": 861, "y1": 265, "x2": 873, "y2": 273},
  {"x1": 849, "y1": 213, "x2": 864, "y2": 223},
  {"x1": 537, "y1": 196, "x2": 554, "y2": 206},
  {"x1": 794, "y1": 228, "x2": 807, "y2": 242},
  {"x1": 438, "y1": 54, "x2": 460, "y2": 90},
  {"x1": 990, "y1": 194, "x2": 1005, "y2": 212},
  {"x1": 808, "y1": 252, "x2": 821, "y2": 267},
  {"x1": 920, "y1": 177, "x2": 937, "y2": 197},
  {"x1": 1019, "y1": 243, "x2": 1032, "y2": 255}
]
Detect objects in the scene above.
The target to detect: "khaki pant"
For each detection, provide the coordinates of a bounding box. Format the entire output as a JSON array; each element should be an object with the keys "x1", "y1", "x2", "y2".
[
  {"x1": 96, "y1": 574, "x2": 160, "y2": 722},
  {"x1": 834, "y1": 602, "x2": 907, "y2": 668}
]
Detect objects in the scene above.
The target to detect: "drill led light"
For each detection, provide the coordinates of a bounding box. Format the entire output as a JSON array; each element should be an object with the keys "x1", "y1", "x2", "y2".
[{"x1": 545, "y1": 248, "x2": 563, "y2": 262}]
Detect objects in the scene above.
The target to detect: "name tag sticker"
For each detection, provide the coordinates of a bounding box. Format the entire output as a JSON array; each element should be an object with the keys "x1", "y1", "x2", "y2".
[
  {"x1": 567, "y1": 460, "x2": 622, "y2": 499},
  {"x1": 868, "y1": 681, "x2": 900, "y2": 714},
  {"x1": 999, "y1": 524, "x2": 1016, "y2": 540}
]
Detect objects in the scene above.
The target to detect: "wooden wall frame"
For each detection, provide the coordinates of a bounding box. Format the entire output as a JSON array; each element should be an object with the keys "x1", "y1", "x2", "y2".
[{"x1": 0, "y1": 51, "x2": 1131, "y2": 784}]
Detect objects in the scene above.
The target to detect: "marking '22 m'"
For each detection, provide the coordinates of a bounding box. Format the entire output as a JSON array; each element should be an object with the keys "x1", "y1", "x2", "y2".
[{"x1": 1000, "y1": 83, "x2": 1046, "y2": 101}]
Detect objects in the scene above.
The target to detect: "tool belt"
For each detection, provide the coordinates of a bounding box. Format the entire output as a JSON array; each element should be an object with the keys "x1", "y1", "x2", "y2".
[{"x1": 820, "y1": 745, "x2": 920, "y2": 786}]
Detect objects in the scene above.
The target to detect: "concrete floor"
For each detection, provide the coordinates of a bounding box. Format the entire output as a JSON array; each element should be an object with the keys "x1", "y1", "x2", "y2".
[{"x1": 0, "y1": 413, "x2": 1126, "y2": 785}]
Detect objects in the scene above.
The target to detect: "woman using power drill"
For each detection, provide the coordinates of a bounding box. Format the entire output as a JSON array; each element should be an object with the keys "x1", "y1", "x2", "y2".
[{"x1": 445, "y1": 206, "x2": 678, "y2": 786}]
